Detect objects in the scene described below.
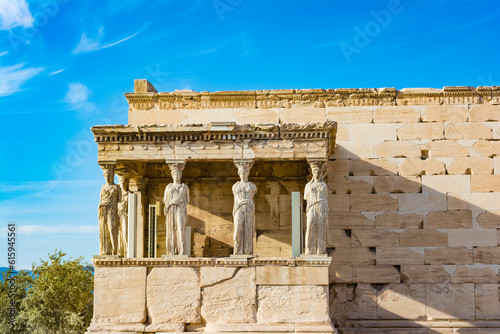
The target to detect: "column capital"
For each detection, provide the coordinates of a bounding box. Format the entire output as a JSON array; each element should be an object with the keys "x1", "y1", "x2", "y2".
[{"x1": 129, "y1": 177, "x2": 148, "y2": 192}]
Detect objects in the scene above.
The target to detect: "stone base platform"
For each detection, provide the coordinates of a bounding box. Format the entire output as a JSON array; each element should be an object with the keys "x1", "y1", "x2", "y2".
[
  {"x1": 336, "y1": 320, "x2": 500, "y2": 334},
  {"x1": 85, "y1": 257, "x2": 335, "y2": 334}
]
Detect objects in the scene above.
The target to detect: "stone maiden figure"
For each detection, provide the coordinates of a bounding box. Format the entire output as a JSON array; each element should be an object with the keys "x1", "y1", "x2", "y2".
[
  {"x1": 304, "y1": 160, "x2": 329, "y2": 255},
  {"x1": 232, "y1": 160, "x2": 257, "y2": 255},
  {"x1": 98, "y1": 164, "x2": 121, "y2": 255},
  {"x1": 117, "y1": 174, "x2": 129, "y2": 257},
  {"x1": 164, "y1": 162, "x2": 189, "y2": 255}
]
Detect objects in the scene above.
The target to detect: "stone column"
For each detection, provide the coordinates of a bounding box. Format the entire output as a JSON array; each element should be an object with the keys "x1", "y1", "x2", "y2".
[
  {"x1": 164, "y1": 160, "x2": 189, "y2": 256},
  {"x1": 304, "y1": 159, "x2": 329, "y2": 255},
  {"x1": 116, "y1": 173, "x2": 130, "y2": 257},
  {"x1": 232, "y1": 159, "x2": 257, "y2": 255},
  {"x1": 129, "y1": 177, "x2": 148, "y2": 258}
]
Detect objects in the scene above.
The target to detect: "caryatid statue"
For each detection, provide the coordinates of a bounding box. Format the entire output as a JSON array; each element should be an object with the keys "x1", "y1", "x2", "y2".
[
  {"x1": 232, "y1": 159, "x2": 257, "y2": 255},
  {"x1": 164, "y1": 161, "x2": 189, "y2": 256},
  {"x1": 117, "y1": 174, "x2": 129, "y2": 257},
  {"x1": 98, "y1": 164, "x2": 122, "y2": 255},
  {"x1": 304, "y1": 160, "x2": 329, "y2": 255}
]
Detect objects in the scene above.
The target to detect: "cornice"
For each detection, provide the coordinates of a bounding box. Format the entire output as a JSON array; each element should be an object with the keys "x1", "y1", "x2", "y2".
[{"x1": 125, "y1": 85, "x2": 500, "y2": 110}]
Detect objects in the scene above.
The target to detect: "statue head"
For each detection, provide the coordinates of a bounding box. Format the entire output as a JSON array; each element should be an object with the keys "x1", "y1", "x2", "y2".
[
  {"x1": 309, "y1": 160, "x2": 326, "y2": 181},
  {"x1": 117, "y1": 174, "x2": 129, "y2": 191},
  {"x1": 234, "y1": 159, "x2": 253, "y2": 183},
  {"x1": 101, "y1": 164, "x2": 115, "y2": 185},
  {"x1": 167, "y1": 161, "x2": 185, "y2": 184}
]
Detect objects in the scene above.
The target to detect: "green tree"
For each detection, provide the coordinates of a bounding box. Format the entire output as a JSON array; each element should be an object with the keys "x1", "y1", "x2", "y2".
[
  {"x1": 21, "y1": 250, "x2": 93, "y2": 334},
  {"x1": 0, "y1": 269, "x2": 32, "y2": 334}
]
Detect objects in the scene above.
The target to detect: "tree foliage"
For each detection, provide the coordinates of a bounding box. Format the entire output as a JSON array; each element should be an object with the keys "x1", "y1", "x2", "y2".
[{"x1": 0, "y1": 250, "x2": 94, "y2": 334}]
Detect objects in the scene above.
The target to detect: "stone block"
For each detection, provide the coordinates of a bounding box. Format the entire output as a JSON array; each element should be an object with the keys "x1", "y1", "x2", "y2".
[
  {"x1": 234, "y1": 108, "x2": 279, "y2": 124},
  {"x1": 472, "y1": 140, "x2": 500, "y2": 157},
  {"x1": 348, "y1": 123, "x2": 398, "y2": 141},
  {"x1": 448, "y1": 229, "x2": 498, "y2": 247},
  {"x1": 328, "y1": 193, "x2": 351, "y2": 211},
  {"x1": 328, "y1": 159, "x2": 349, "y2": 175},
  {"x1": 423, "y1": 211, "x2": 473, "y2": 229},
  {"x1": 257, "y1": 285, "x2": 329, "y2": 323},
  {"x1": 422, "y1": 175, "x2": 471, "y2": 194},
  {"x1": 201, "y1": 267, "x2": 237, "y2": 287},
  {"x1": 375, "y1": 212, "x2": 423, "y2": 229},
  {"x1": 329, "y1": 212, "x2": 374, "y2": 229},
  {"x1": 332, "y1": 141, "x2": 374, "y2": 159},
  {"x1": 447, "y1": 193, "x2": 500, "y2": 211},
  {"x1": 447, "y1": 157, "x2": 494, "y2": 175},
  {"x1": 399, "y1": 193, "x2": 447, "y2": 212},
  {"x1": 469, "y1": 104, "x2": 500, "y2": 122},
  {"x1": 373, "y1": 176, "x2": 421, "y2": 193},
  {"x1": 474, "y1": 247, "x2": 500, "y2": 265},
  {"x1": 349, "y1": 158, "x2": 398, "y2": 176},
  {"x1": 476, "y1": 284, "x2": 500, "y2": 320},
  {"x1": 329, "y1": 176, "x2": 374, "y2": 194},
  {"x1": 401, "y1": 265, "x2": 449, "y2": 283},
  {"x1": 377, "y1": 283, "x2": 426, "y2": 319},
  {"x1": 147, "y1": 267, "x2": 200, "y2": 324},
  {"x1": 496, "y1": 157, "x2": 500, "y2": 174},
  {"x1": 424, "y1": 247, "x2": 473, "y2": 265},
  {"x1": 327, "y1": 229, "x2": 353, "y2": 247},
  {"x1": 450, "y1": 265, "x2": 499, "y2": 283},
  {"x1": 351, "y1": 194, "x2": 399, "y2": 211},
  {"x1": 374, "y1": 141, "x2": 421, "y2": 158},
  {"x1": 398, "y1": 123, "x2": 444, "y2": 140},
  {"x1": 201, "y1": 267, "x2": 256, "y2": 323},
  {"x1": 423, "y1": 140, "x2": 470, "y2": 158},
  {"x1": 351, "y1": 229, "x2": 399, "y2": 247},
  {"x1": 400, "y1": 229, "x2": 448, "y2": 247},
  {"x1": 399, "y1": 158, "x2": 446, "y2": 176},
  {"x1": 476, "y1": 211, "x2": 500, "y2": 229},
  {"x1": 421, "y1": 105, "x2": 469, "y2": 122},
  {"x1": 93, "y1": 267, "x2": 146, "y2": 324},
  {"x1": 329, "y1": 265, "x2": 353, "y2": 283},
  {"x1": 373, "y1": 106, "x2": 421, "y2": 123},
  {"x1": 445, "y1": 122, "x2": 493, "y2": 140},
  {"x1": 326, "y1": 106, "x2": 372, "y2": 124},
  {"x1": 330, "y1": 247, "x2": 375, "y2": 265},
  {"x1": 336, "y1": 125, "x2": 350, "y2": 141},
  {"x1": 471, "y1": 175, "x2": 500, "y2": 192},
  {"x1": 330, "y1": 284, "x2": 377, "y2": 320},
  {"x1": 376, "y1": 247, "x2": 424, "y2": 265},
  {"x1": 352, "y1": 265, "x2": 400, "y2": 283},
  {"x1": 256, "y1": 266, "x2": 328, "y2": 285},
  {"x1": 426, "y1": 283, "x2": 475, "y2": 320},
  {"x1": 280, "y1": 107, "x2": 325, "y2": 123}
]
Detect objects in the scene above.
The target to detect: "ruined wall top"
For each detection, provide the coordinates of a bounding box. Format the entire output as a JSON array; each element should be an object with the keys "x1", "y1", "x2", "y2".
[{"x1": 127, "y1": 79, "x2": 499, "y2": 112}]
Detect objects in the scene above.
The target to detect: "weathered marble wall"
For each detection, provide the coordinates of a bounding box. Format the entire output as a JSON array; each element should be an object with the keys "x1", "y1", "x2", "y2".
[{"x1": 125, "y1": 83, "x2": 500, "y2": 332}]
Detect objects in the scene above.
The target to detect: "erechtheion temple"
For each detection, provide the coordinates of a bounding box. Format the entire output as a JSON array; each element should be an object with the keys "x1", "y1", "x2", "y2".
[{"x1": 87, "y1": 80, "x2": 500, "y2": 334}]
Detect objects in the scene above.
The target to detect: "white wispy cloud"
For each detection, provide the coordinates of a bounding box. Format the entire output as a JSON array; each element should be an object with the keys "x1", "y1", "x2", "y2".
[
  {"x1": 63, "y1": 82, "x2": 96, "y2": 113},
  {"x1": 0, "y1": 180, "x2": 59, "y2": 194},
  {"x1": 0, "y1": 0, "x2": 34, "y2": 30},
  {"x1": 0, "y1": 50, "x2": 8, "y2": 56},
  {"x1": 0, "y1": 63, "x2": 43, "y2": 96},
  {"x1": 72, "y1": 26, "x2": 139, "y2": 54},
  {"x1": 49, "y1": 69, "x2": 65, "y2": 76},
  {"x1": 19, "y1": 224, "x2": 98, "y2": 235}
]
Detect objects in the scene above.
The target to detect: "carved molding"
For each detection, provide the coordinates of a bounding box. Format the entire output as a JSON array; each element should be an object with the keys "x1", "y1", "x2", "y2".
[
  {"x1": 92, "y1": 121, "x2": 337, "y2": 162},
  {"x1": 125, "y1": 86, "x2": 500, "y2": 110},
  {"x1": 92, "y1": 256, "x2": 332, "y2": 267}
]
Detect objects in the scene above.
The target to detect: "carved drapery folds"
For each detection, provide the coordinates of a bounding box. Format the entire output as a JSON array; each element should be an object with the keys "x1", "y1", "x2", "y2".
[
  {"x1": 304, "y1": 159, "x2": 329, "y2": 255},
  {"x1": 232, "y1": 159, "x2": 257, "y2": 255},
  {"x1": 117, "y1": 174, "x2": 130, "y2": 257},
  {"x1": 98, "y1": 163, "x2": 121, "y2": 256},
  {"x1": 164, "y1": 160, "x2": 189, "y2": 256}
]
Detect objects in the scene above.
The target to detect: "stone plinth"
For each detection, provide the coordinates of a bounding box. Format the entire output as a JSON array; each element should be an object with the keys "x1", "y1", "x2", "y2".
[{"x1": 86, "y1": 257, "x2": 334, "y2": 334}]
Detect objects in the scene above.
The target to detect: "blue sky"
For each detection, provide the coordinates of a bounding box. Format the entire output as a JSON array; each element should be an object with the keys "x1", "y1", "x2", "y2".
[{"x1": 0, "y1": 0, "x2": 499, "y2": 269}]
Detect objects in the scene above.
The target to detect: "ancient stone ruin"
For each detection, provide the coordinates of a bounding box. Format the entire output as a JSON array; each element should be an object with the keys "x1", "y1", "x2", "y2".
[{"x1": 86, "y1": 80, "x2": 500, "y2": 334}]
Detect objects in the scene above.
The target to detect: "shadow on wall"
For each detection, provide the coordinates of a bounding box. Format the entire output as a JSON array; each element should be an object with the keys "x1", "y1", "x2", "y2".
[{"x1": 326, "y1": 144, "x2": 500, "y2": 333}]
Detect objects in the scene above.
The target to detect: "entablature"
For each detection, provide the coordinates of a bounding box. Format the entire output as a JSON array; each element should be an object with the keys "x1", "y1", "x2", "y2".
[{"x1": 92, "y1": 121, "x2": 337, "y2": 163}]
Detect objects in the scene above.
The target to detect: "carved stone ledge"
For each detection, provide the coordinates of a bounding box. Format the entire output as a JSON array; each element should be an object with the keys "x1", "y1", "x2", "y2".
[
  {"x1": 125, "y1": 85, "x2": 499, "y2": 110},
  {"x1": 92, "y1": 257, "x2": 332, "y2": 267}
]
